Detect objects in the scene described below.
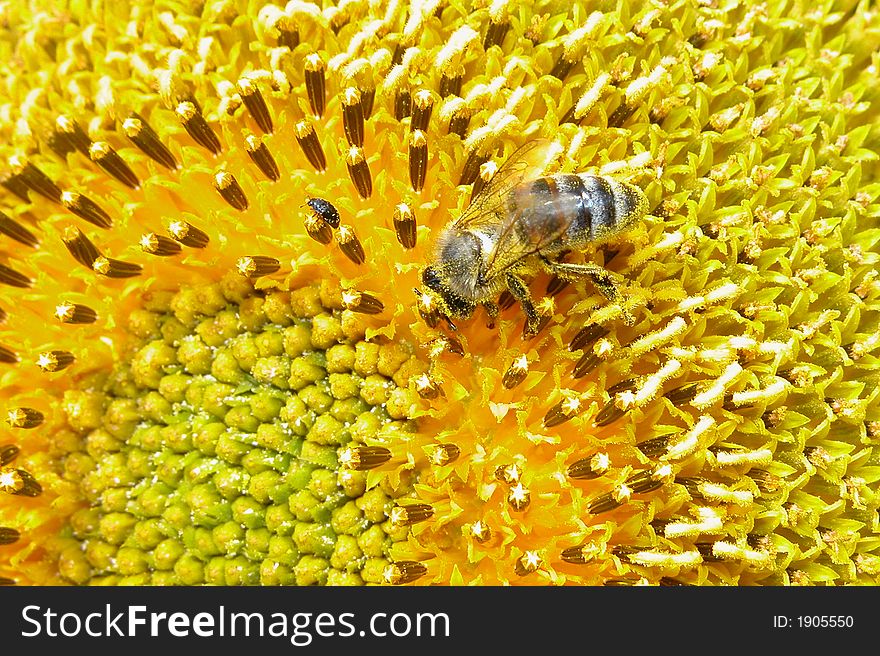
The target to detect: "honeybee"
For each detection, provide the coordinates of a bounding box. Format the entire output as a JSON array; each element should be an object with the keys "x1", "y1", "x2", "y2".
[{"x1": 419, "y1": 139, "x2": 650, "y2": 335}]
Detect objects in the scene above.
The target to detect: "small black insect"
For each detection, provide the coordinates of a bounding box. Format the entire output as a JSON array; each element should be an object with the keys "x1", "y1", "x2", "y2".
[{"x1": 306, "y1": 197, "x2": 340, "y2": 228}]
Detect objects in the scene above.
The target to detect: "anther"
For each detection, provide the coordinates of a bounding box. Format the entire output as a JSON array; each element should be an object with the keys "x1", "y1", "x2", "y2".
[
  {"x1": 415, "y1": 374, "x2": 443, "y2": 400},
  {"x1": 395, "y1": 88, "x2": 412, "y2": 120},
  {"x1": 237, "y1": 256, "x2": 280, "y2": 279},
  {"x1": 176, "y1": 101, "x2": 222, "y2": 155},
  {"x1": 567, "y1": 452, "x2": 610, "y2": 480},
  {"x1": 337, "y1": 225, "x2": 365, "y2": 264},
  {"x1": 507, "y1": 482, "x2": 531, "y2": 511},
  {"x1": 447, "y1": 106, "x2": 470, "y2": 137},
  {"x1": 339, "y1": 446, "x2": 392, "y2": 471},
  {"x1": 439, "y1": 72, "x2": 462, "y2": 98},
  {"x1": 168, "y1": 220, "x2": 209, "y2": 248},
  {"x1": 1, "y1": 444, "x2": 19, "y2": 465},
  {"x1": 415, "y1": 290, "x2": 440, "y2": 328},
  {"x1": 471, "y1": 160, "x2": 497, "y2": 201},
  {"x1": 561, "y1": 544, "x2": 601, "y2": 565},
  {"x1": 0, "y1": 345, "x2": 18, "y2": 363},
  {"x1": 0, "y1": 467, "x2": 42, "y2": 496},
  {"x1": 390, "y1": 503, "x2": 434, "y2": 527},
  {"x1": 140, "y1": 233, "x2": 182, "y2": 257},
  {"x1": 0, "y1": 527, "x2": 19, "y2": 545},
  {"x1": 214, "y1": 171, "x2": 249, "y2": 210},
  {"x1": 10, "y1": 157, "x2": 62, "y2": 203},
  {"x1": 393, "y1": 203, "x2": 417, "y2": 249},
  {"x1": 36, "y1": 350, "x2": 74, "y2": 372},
  {"x1": 411, "y1": 90, "x2": 434, "y2": 131},
  {"x1": 471, "y1": 520, "x2": 491, "y2": 543},
  {"x1": 569, "y1": 324, "x2": 610, "y2": 352},
  {"x1": 54, "y1": 116, "x2": 92, "y2": 155},
  {"x1": 304, "y1": 54, "x2": 326, "y2": 118},
  {"x1": 0, "y1": 171, "x2": 31, "y2": 202},
  {"x1": 244, "y1": 135, "x2": 280, "y2": 182},
  {"x1": 62, "y1": 226, "x2": 100, "y2": 268},
  {"x1": 0, "y1": 211, "x2": 38, "y2": 247},
  {"x1": 342, "y1": 87, "x2": 365, "y2": 147},
  {"x1": 304, "y1": 214, "x2": 333, "y2": 245},
  {"x1": 636, "y1": 436, "x2": 669, "y2": 458},
  {"x1": 502, "y1": 355, "x2": 529, "y2": 389},
  {"x1": 54, "y1": 302, "x2": 97, "y2": 324},
  {"x1": 626, "y1": 466, "x2": 671, "y2": 494},
  {"x1": 383, "y1": 561, "x2": 427, "y2": 585},
  {"x1": 0, "y1": 264, "x2": 30, "y2": 289},
  {"x1": 346, "y1": 146, "x2": 372, "y2": 199},
  {"x1": 594, "y1": 400, "x2": 627, "y2": 427},
  {"x1": 341, "y1": 289, "x2": 384, "y2": 314},
  {"x1": 238, "y1": 78, "x2": 273, "y2": 134},
  {"x1": 458, "y1": 149, "x2": 490, "y2": 186},
  {"x1": 515, "y1": 551, "x2": 541, "y2": 576},
  {"x1": 664, "y1": 382, "x2": 702, "y2": 406},
  {"x1": 294, "y1": 120, "x2": 326, "y2": 172},
  {"x1": 409, "y1": 130, "x2": 428, "y2": 192},
  {"x1": 546, "y1": 275, "x2": 569, "y2": 297},
  {"x1": 588, "y1": 484, "x2": 632, "y2": 514},
  {"x1": 495, "y1": 463, "x2": 521, "y2": 484},
  {"x1": 276, "y1": 22, "x2": 299, "y2": 49},
  {"x1": 89, "y1": 141, "x2": 140, "y2": 189},
  {"x1": 484, "y1": 17, "x2": 510, "y2": 49},
  {"x1": 123, "y1": 113, "x2": 179, "y2": 170},
  {"x1": 61, "y1": 192, "x2": 113, "y2": 229},
  {"x1": 429, "y1": 443, "x2": 460, "y2": 466},
  {"x1": 6, "y1": 408, "x2": 43, "y2": 429},
  {"x1": 498, "y1": 291, "x2": 515, "y2": 310},
  {"x1": 92, "y1": 257, "x2": 142, "y2": 279}
]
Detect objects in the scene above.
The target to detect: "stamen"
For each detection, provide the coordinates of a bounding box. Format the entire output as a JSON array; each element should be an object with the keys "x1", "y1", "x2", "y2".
[
  {"x1": 458, "y1": 149, "x2": 490, "y2": 185},
  {"x1": 92, "y1": 256, "x2": 142, "y2": 278},
  {"x1": 214, "y1": 171, "x2": 249, "y2": 210},
  {"x1": 238, "y1": 78, "x2": 273, "y2": 134},
  {"x1": 123, "y1": 113, "x2": 179, "y2": 170},
  {"x1": 471, "y1": 520, "x2": 491, "y2": 543},
  {"x1": 0, "y1": 527, "x2": 19, "y2": 545},
  {"x1": 140, "y1": 232, "x2": 182, "y2": 257},
  {"x1": 294, "y1": 120, "x2": 326, "y2": 172},
  {"x1": 342, "y1": 87, "x2": 365, "y2": 147},
  {"x1": 594, "y1": 400, "x2": 626, "y2": 427},
  {"x1": 502, "y1": 355, "x2": 529, "y2": 389},
  {"x1": 339, "y1": 446, "x2": 392, "y2": 471},
  {"x1": 394, "y1": 88, "x2": 412, "y2": 120},
  {"x1": 471, "y1": 160, "x2": 498, "y2": 201},
  {"x1": 0, "y1": 211, "x2": 38, "y2": 247},
  {"x1": 393, "y1": 203, "x2": 417, "y2": 249},
  {"x1": 337, "y1": 224, "x2": 365, "y2": 264},
  {"x1": 341, "y1": 289, "x2": 384, "y2": 314},
  {"x1": 345, "y1": 146, "x2": 372, "y2": 199},
  {"x1": 626, "y1": 465, "x2": 672, "y2": 494},
  {"x1": 89, "y1": 141, "x2": 140, "y2": 189},
  {"x1": 0, "y1": 467, "x2": 42, "y2": 496},
  {"x1": 495, "y1": 463, "x2": 521, "y2": 484},
  {"x1": 244, "y1": 135, "x2": 280, "y2": 182},
  {"x1": 414, "y1": 290, "x2": 440, "y2": 328},
  {"x1": 176, "y1": 101, "x2": 222, "y2": 155},
  {"x1": 569, "y1": 324, "x2": 610, "y2": 352},
  {"x1": 61, "y1": 191, "x2": 113, "y2": 229},
  {"x1": 588, "y1": 483, "x2": 632, "y2": 514},
  {"x1": 429, "y1": 443, "x2": 460, "y2": 466},
  {"x1": 561, "y1": 544, "x2": 601, "y2": 564},
  {"x1": 168, "y1": 220, "x2": 209, "y2": 248},
  {"x1": 498, "y1": 290, "x2": 515, "y2": 310},
  {"x1": 9, "y1": 157, "x2": 62, "y2": 203},
  {"x1": 408, "y1": 130, "x2": 428, "y2": 192},
  {"x1": 304, "y1": 54, "x2": 326, "y2": 118},
  {"x1": 383, "y1": 561, "x2": 427, "y2": 585},
  {"x1": 54, "y1": 116, "x2": 92, "y2": 155},
  {"x1": 6, "y1": 408, "x2": 43, "y2": 429},
  {"x1": 567, "y1": 452, "x2": 610, "y2": 480},
  {"x1": 447, "y1": 106, "x2": 470, "y2": 136},
  {"x1": 236, "y1": 256, "x2": 281, "y2": 278},
  {"x1": 411, "y1": 89, "x2": 434, "y2": 131},
  {"x1": 390, "y1": 503, "x2": 434, "y2": 527},
  {"x1": 0, "y1": 345, "x2": 18, "y2": 363},
  {"x1": 304, "y1": 214, "x2": 333, "y2": 244},
  {"x1": 0, "y1": 171, "x2": 32, "y2": 202},
  {"x1": 484, "y1": 17, "x2": 510, "y2": 49},
  {"x1": 514, "y1": 551, "x2": 541, "y2": 576},
  {"x1": 62, "y1": 226, "x2": 100, "y2": 268},
  {"x1": 1, "y1": 444, "x2": 19, "y2": 465},
  {"x1": 36, "y1": 350, "x2": 74, "y2": 372},
  {"x1": 636, "y1": 436, "x2": 669, "y2": 458},
  {"x1": 439, "y1": 72, "x2": 462, "y2": 98},
  {"x1": 415, "y1": 374, "x2": 443, "y2": 400},
  {"x1": 54, "y1": 302, "x2": 97, "y2": 324},
  {"x1": 507, "y1": 482, "x2": 531, "y2": 511}
]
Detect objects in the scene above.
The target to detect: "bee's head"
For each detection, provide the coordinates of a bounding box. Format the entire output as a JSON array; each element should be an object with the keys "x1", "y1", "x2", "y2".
[{"x1": 418, "y1": 266, "x2": 475, "y2": 325}]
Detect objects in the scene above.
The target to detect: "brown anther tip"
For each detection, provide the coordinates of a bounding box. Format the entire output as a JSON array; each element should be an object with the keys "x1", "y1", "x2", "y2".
[
  {"x1": 0, "y1": 345, "x2": 19, "y2": 363},
  {"x1": 214, "y1": 171, "x2": 249, "y2": 210},
  {"x1": 35, "y1": 350, "x2": 74, "y2": 373},
  {"x1": 123, "y1": 114, "x2": 179, "y2": 170},
  {"x1": 383, "y1": 561, "x2": 427, "y2": 585},
  {"x1": 543, "y1": 396, "x2": 581, "y2": 428},
  {"x1": 244, "y1": 135, "x2": 280, "y2": 182},
  {"x1": 62, "y1": 226, "x2": 101, "y2": 268},
  {"x1": 337, "y1": 224, "x2": 365, "y2": 264},
  {"x1": 0, "y1": 444, "x2": 20, "y2": 466},
  {"x1": 0, "y1": 527, "x2": 20, "y2": 545},
  {"x1": 341, "y1": 289, "x2": 384, "y2": 314},
  {"x1": 54, "y1": 302, "x2": 97, "y2": 324},
  {"x1": 304, "y1": 54, "x2": 326, "y2": 118},
  {"x1": 567, "y1": 452, "x2": 610, "y2": 480},
  {"x1": 345, "y1": 146, "x2": 372, "y2": 199},
  {"x1": 471, "y1": 520, "x2": 491, "y2": 543},
  {"x1": 429, "y1": 443, "x2": 460, "y2": 466},
  {"x1": 0, "y1": 467, "x2": 42, "y2": 496},
  {"x1": 6, "y1": 407, "x2": 43, "y2": 429},
  {"x1": 342, "y1": 87, "x2": 365, "y2": 147},
  {"x1": 237, "y1": 256, "x2": 281, "y2": 279},
  {"x1": 514, "y1": 551, "x2": 540, "y2": 576},
  {"x1": 92, "y1": 256, "x2": 142, "y2": 279},
  {"x1": 393, "y1": 203, "x2": 417, "y2": 249},
  {"x1": 61, "y1": 191, "x2": 113, "y2": 228},
  {"x1": 304, "y1": 214, "x2": 333, "y2": 245},
  {"x1": 176, "y1": 101, "x2": 222, "y2": 155},
  {"x1": 507, "y1": 483, "x2": 531, "y2": 511},
  {"x1": 502, "y1": 355, "x2": 529, "y2": 389},
  {"x1": 390, "y1": 503, "x2": 434, "y2": 527},
  {"x1": 0, "y1": 212, "x2": 38, "y2": 248},
  {"x1": 339, "y1": 446, "x2": 392, "y2": 471},
  {"x1": 168, "y1": 220, "x2": 209, "y2": 248},
  {"x1": 411, "y1": 89, "x2": 435, "y2": 131},
  {"x1": 238, "y1": 78, "x2": 273, "y2": 134},
  {"x1": 294, "y1": 120, "x2": 326, "y2": 172},
  {"x1": 140, "y1": 233, "x2": 182, "y2": 257},
  {"x1": 88, "y1": 141, "x2": 140, "y2": 189},
  {"x1": 409, "y1": 130, "x2": 428, "y2": 192}
]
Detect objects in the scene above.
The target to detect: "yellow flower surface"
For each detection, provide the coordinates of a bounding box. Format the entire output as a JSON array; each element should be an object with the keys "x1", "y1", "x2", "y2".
[{"x1": 1, "y1": 0, "x2": 879, "y2": 586}]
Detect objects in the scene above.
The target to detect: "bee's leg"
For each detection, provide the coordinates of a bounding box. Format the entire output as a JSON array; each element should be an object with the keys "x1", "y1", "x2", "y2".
[
  {"x1": 542, "y1": 259, "x2": 634, "y2": 324},
  {"x1": 482, "y1": 301, "x2": 500, "y2": 329},
  {"x1": 505, "y1": 273, "x2": 541, "y2": 335}
]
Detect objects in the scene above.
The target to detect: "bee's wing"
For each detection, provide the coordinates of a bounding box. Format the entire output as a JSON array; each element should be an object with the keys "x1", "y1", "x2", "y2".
[{"x1": 453, "y1": 139, "x2": 559, "y2": 231}]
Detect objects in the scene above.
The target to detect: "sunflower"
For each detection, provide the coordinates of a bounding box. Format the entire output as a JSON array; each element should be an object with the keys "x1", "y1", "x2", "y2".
[{"x1": 1, "y1": 0, "x2": 879, "y2": 586}]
